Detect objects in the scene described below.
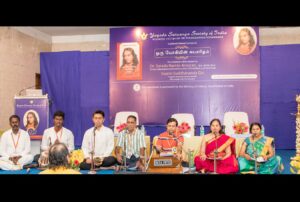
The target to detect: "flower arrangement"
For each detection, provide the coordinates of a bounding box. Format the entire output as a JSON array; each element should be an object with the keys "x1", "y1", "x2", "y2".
[
  {"x1": 233, "y1": 122, "x2": 249, "y2": 134},
  {"x1": 290, "y1": 156, "x2": 300, "y2": 174},
  {"x1": 116, "y1": 123, "x2": 127, "y2": 133},
  {"x1": 70, "y1": 149, "x2": 84, "y2": 170},
  {"x1": 178, "y1": 122, "x2": 191, "y2": 134}
]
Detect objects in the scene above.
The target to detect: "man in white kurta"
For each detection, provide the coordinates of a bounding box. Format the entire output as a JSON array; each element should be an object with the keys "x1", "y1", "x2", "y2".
[
  {"x1": 41, "y1": 126, "x2": 74, "y2": 152},
  {"x1": 35, "y1": 111, "x2": 74, "y2": 166},
  {"x1": 0, "y1": 115, "x2": 33, "y2": 170},
  {"x1": 80, "y1": 110, "x2": 117, "y2": 170}
]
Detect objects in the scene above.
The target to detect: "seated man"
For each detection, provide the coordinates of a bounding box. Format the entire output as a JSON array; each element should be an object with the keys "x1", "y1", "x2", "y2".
[
  {"x1": 80, "y1": 110, "x2": 117, "y2": 170},
  {"x1": 115, "y1": 115, "x2": 146, "y2": 171},
  {"x1": 0, "y1": 115, "x2": 33, "y2": 170},
  {"x1": 40, "y1": 143, "x2": 80, "y2": 174},
  {"x1": 155, "y1": 118, "x2": 184, "y2": 160},
  {"x1": 238, "y1": 122, "x2": 284, "y2": 174},
  {"x1": 34, "y1": 111, "x2": 75, "y2": 167}
]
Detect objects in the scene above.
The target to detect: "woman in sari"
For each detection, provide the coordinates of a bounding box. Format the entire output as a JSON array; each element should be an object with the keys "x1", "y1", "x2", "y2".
[
  {"x1": 238, "y1": 122, "x2": 283, "y2": 174},
  {"x1": 194, "y1": 119, "x2": 239, "y2": 174}
]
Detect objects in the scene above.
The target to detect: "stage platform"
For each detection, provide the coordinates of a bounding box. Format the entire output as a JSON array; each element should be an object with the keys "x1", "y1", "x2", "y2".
[{"x1": 0, "y1": 150, "x2": 295, "y2": 174}]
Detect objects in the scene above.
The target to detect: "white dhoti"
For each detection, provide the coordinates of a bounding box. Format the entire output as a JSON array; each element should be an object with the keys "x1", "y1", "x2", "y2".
[{"x1": 0, "y1": 155, "x2": 34, "y2": 170}]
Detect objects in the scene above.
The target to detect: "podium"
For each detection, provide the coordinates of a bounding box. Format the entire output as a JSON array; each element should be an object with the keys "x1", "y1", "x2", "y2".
[
  {"x1": 14, "y1": 94, "x2": 49, "y2": 156},
  {"x1": 146, "y1": 153, "x2": 183, "y2": 174}
]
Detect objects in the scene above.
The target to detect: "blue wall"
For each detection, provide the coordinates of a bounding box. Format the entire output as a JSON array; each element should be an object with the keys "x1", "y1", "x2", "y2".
[{"x1": 41, "y1": 45, "x2": 300, "y2": 149}]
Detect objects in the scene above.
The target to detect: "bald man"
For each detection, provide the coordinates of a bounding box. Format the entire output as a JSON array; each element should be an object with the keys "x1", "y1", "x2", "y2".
[{"x1": 39, "y1": 143, "x2": 80, "y2": 174}]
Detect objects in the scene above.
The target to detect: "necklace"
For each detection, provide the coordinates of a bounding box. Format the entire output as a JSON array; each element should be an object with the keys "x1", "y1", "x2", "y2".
[{"x1": 11, "y1": 131, "x2": 21, "y2": 152}]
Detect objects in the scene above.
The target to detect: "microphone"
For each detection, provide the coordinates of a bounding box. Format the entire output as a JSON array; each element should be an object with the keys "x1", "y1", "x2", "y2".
[
  {"x1": 48, "y1": 137, "x2": 52, "y2": 146},
  {"x1": 169, "y1": 131, "x2": 176, "y2": 137},
  {"x1": 18, "y1": 85, "x2": 38, "y2": 96}
]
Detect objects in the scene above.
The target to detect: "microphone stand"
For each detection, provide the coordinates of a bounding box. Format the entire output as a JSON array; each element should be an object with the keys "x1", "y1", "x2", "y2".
[
  {"x1": 188, "y1": 149, "x2": 192, "y2": 173},
  {"x1": 142, "y1": 126, "x2": 147, "y2": 172},
  {"x1": 88, "y1": 128, "x2": 97, "y2": 174},
  {"x1": 212, "y1": 133, "x2": 218, "y2": 174},
  {"x1": 143, "y1": 149, "x2": 147, "y2": 172},
  {"x1": 122, "y1": 129, "x2": 128, "y2": 172},
  {"x1": 251, "y1": 136, "x2": 258, "y2": 174}
]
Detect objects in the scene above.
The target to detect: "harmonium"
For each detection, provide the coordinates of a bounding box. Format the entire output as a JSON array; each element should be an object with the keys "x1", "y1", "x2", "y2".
[{"x1": 146, "y1": 151, "x2": 183, "y2": 174}]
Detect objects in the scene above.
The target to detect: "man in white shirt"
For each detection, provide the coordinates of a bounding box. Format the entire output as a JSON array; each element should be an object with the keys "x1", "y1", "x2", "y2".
[
  {"x1": 34, "y1": 111, "x2": 75, "y2": 166},
  {"x1": 80, "y1": 110, "x2": 117, "y2": 170},
  {"x1": 0, "y1": 115, "x2": 33, "y2": 170}
]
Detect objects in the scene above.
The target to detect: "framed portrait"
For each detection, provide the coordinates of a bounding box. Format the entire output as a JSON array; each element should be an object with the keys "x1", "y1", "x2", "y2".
[
  {"x1": 117, "y1": 42, "x2": 143, "y2": 80},
  {"x1": 23, "y1": 109, "x2": 40, "y2": 136},
  {"x1": 233, "y1": 27, "x2": 257, "y2": 55}
]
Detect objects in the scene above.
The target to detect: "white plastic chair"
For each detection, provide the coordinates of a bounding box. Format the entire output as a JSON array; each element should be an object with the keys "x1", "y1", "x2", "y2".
[
  {"x1": 171, "y1": 113, "x2": 195, "y2": 136},
  {"x1": 113, "y1": 111, "x2": 139, "y2": 134},
  {"x1": 223, "y1": 112, "x2": 249, "y2": 135}
]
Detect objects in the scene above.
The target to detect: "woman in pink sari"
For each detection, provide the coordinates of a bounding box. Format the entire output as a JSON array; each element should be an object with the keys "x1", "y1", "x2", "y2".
[{"x1": 194, "y1": 119, "x2": 239, "y2": 174}]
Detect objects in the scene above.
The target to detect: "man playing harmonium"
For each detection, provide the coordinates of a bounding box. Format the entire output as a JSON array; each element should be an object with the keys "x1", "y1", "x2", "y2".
[
  {"x1": 155, "y1": 118, "x2": 184, "y2": 160},
  {"x1": 115, "y1": 115, "x2": 147, "y2": 171}
]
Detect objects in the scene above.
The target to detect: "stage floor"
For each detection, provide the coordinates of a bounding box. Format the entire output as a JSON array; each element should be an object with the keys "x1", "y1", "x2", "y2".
[
  {"x1": 274, "y1": 149, "x2": 294, "y2": 174},
  {"x1": 0, "y1": 150, "x2": 295, "y2": 174}
]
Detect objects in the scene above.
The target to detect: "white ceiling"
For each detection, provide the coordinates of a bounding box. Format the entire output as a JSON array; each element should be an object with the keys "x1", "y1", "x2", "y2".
[{"x1": 33, "y1": 26, "x2": 111, "y2": 36}]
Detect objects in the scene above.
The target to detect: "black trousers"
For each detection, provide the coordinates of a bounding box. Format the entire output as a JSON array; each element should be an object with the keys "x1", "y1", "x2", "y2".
[
  {"x1": 121, "y1": 155, "x2": 140, "y2": 168},
  {"x1": 79, "y1": 156, "x2": 117, "y2": 170},
  {"x1": 33, "y1": 154, "x2": 40, "y2": 163}
]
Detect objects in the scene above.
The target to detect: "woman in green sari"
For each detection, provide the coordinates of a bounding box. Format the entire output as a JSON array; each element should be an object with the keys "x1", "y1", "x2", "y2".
[{"x1": 238, "y1": 123, "x2": 283, "y2": 174}]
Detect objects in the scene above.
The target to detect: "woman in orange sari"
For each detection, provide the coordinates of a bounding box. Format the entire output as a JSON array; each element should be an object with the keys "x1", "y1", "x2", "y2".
[{"x1": 194, "y1": 119, "x2": 239, "y2": 174}]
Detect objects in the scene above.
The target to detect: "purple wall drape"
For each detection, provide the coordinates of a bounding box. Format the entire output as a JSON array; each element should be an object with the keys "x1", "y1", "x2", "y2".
[
  {"x1": 40, "y1": 51, "x2": 109, "y2": 146},
  {"x1": 40, "y1": 44, "x2": 300, "y2": 149},
  {"x1": 260, "y1": 44, "x2": 300, "y2": 149},
  {"x1": 79, "y1": 51, "x2": 110, "y2": 142}
]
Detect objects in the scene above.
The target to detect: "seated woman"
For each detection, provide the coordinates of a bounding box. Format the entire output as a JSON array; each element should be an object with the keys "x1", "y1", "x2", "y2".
[
  {"x1": 238, "y1": 122, "x2": 283, "y2": 174},
  {"x1": 194, "y1": 119, "x2": 239, "y2": 174}
]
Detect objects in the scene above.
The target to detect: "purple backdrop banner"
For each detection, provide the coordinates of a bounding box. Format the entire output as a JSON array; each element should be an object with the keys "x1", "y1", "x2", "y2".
[
  {"x1": 14, "y1": 96, "x2": 49, "y2": 138},
  {"x1": 110, "y1": 27, "x2": 260, "y2": 125},
  {"x1": 260, "y1": 44, "x2": 300, "y2": 149}
]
